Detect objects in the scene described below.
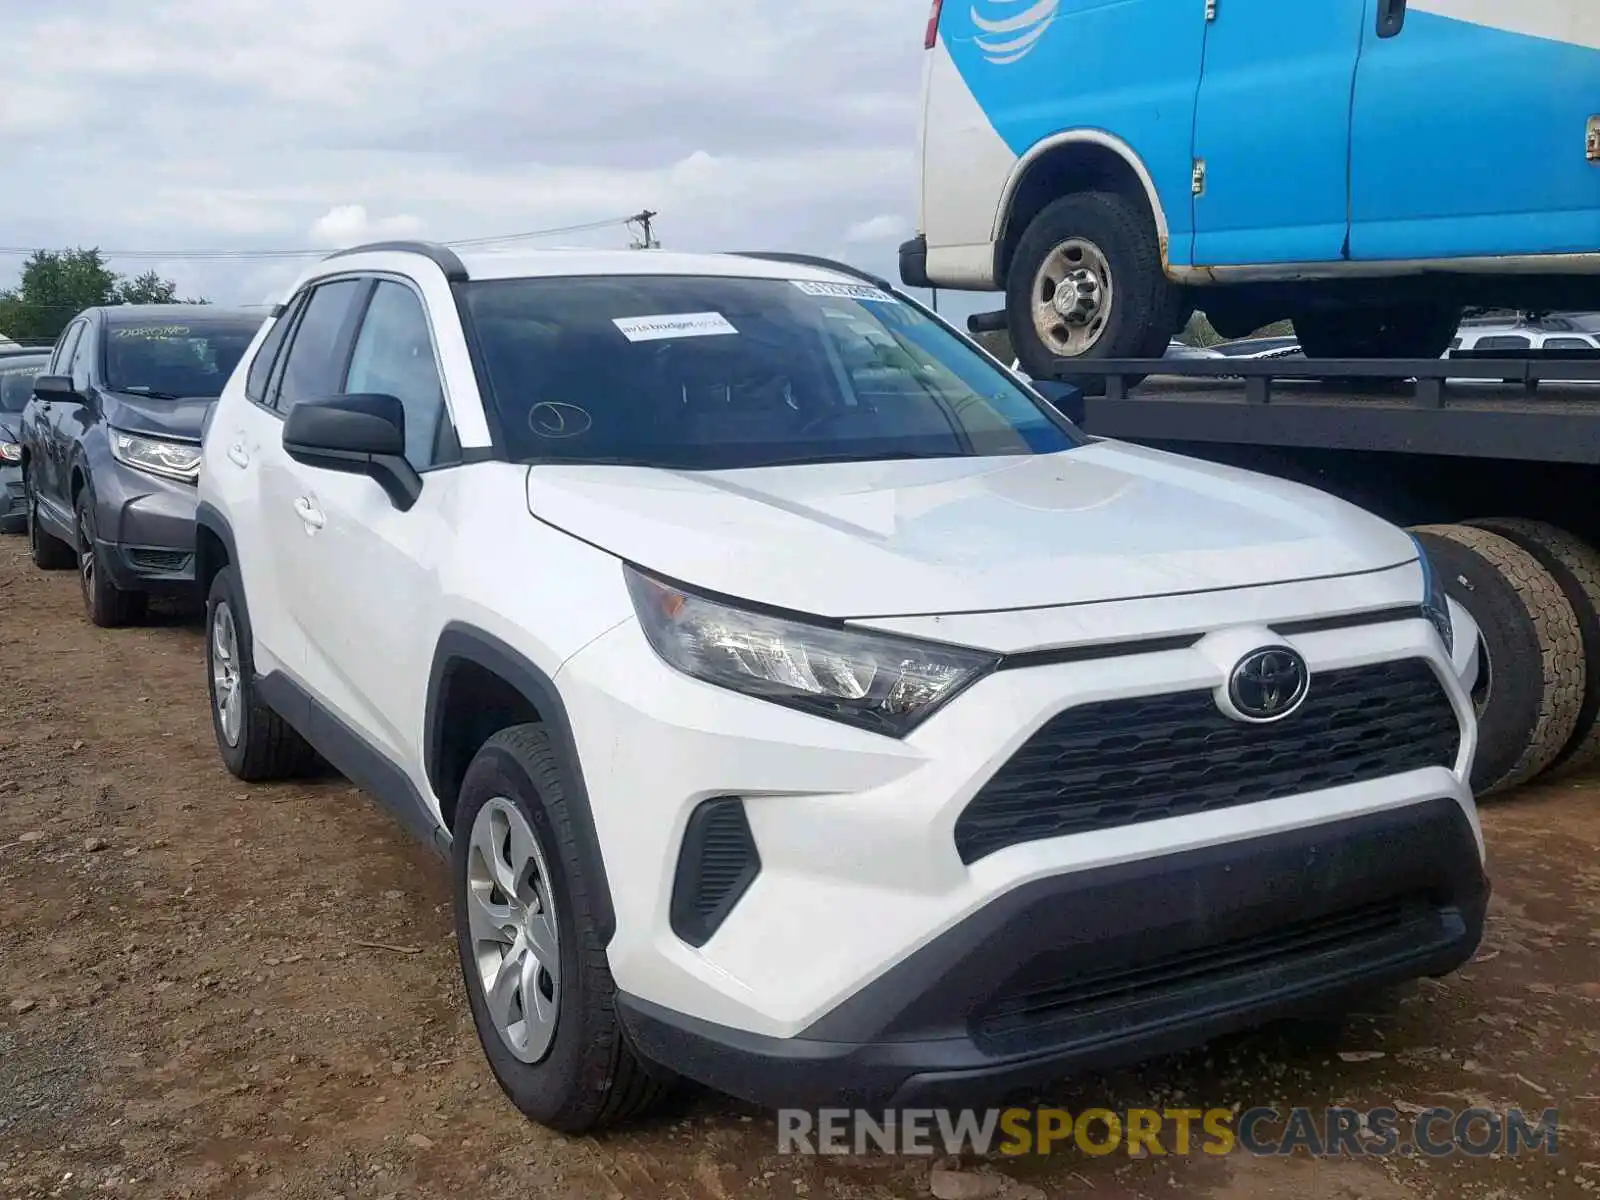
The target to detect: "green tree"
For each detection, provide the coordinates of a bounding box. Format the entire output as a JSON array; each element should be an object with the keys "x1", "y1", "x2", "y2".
[{"x1": 0, "y1": 249, "x2": 205, "y2": 344}]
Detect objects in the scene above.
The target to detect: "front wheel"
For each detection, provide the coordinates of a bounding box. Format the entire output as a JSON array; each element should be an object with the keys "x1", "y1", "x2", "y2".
[
  {"x1": 1293, "y1": 303, "x2": 1462, "y2": 360},
  {"x1": 75, "y1": 486, "x2": 146, "y2": 628},
  {"x1": 454, "y1": 725, "x2": 677, "y2": 1133},
  {"x1": 1006, "y1": 190, "x2": 1185, "y2": 393}
]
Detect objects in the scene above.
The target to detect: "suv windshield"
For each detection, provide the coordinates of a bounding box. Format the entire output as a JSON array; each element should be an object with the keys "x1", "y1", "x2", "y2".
[
  {"x1": 461, "y1": 274, "x2": 1082, "y2": 469},
  {"x1": 104, "y1": 319, "x2": 259, "y2": 398},
  {"x1": 0, "y1": 357, "x2": 47, "y2": 413}
]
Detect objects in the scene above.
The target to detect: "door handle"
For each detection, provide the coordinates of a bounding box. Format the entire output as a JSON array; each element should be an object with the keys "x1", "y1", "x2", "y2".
[
  {"x1": 1376, "y1": 0, "x2": 1406, "y2": 38},
  {"x1": 227, "y1": 439, "x2": 249, "y2": 468},
  {"x1": 293, "y1": 496, "x2": 325, "y2": 530}
]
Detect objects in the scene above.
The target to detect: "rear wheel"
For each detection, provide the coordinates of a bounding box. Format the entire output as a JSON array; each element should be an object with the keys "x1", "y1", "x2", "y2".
[
  {"x1": 1410, "y1": 524, "x2": 1584, "y2": 795},
  {"x1": 206, "y1": 566, "x2": 320, "y2": 781},
  {"x1": 1006, "y1": 190, "x2": 1185, "y2": 393},
  {"x1": 75, "y1": 485, "x2": 146, "y2": 628},
  {"x1": 25, "y1": 477, "x2": 75, "y2": 570},
  {"x1": 1293, "y1": 303, "x2": 1461, "y2": 360}
]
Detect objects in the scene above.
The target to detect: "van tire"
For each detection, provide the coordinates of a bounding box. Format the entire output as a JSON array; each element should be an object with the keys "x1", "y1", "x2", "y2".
[
  {"x1": 1410, "y1": 524, "x2": 1584, "y2": 795},
  {"x1": 1463, "y1": 518, "x2": 1600, "y2": 779},
  {"x1": 1293, "y1": 303, "x2": 1461, "y2": 360},
  {"x1": 1006, "y1": 190, "x2": 1183, "y2": 393}
]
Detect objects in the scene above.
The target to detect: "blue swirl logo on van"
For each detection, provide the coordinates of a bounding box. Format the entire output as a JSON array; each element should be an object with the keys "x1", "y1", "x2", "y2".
[{"x1": 970, "y1": 0, "x2": 1058, "y2": 65}]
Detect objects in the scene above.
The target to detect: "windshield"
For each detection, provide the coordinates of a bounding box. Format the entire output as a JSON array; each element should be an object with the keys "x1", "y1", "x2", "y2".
[
  {"x1": 0, "y1": 357, "x2": 47, "y2": 413},
  {"x1": 461, "y1": 274, "x2": 1083, "y2": 469},
  {"x1": 103, "y1": 319, "x2": 259, "y2": 398}
]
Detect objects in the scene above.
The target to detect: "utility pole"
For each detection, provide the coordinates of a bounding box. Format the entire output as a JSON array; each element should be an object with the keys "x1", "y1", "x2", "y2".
[{"x1": 630, "y1": 210, "x2": 659, "y2": 249}]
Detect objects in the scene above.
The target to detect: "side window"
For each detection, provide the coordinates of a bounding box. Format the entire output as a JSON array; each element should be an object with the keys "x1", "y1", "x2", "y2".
[
  {"x1": 68, "y1": 323, "x2": 97, "y2": 390},
  {"x1": 343, "y1": 280, "x2": 458, "y2": 470},
  {"x1": 272, "y1": 279, "x2": 363, "y2": 415},
  {"x1": 1544, "y1": 337, "x2": 1592, "y2": 352},
  {"x1": 1475, "y1": 335, "x2": 1531, "y2": 352},
  {"x1": 245, "y1": 293, "x2": 307, "y2": 405},
  {"x1": 50, "y1": 322, "x2": 83, "y2": 376}
]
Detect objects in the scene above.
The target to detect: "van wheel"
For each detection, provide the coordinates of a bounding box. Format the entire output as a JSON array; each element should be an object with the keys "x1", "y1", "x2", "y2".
[
  {"x1": 1410, "y1": 525, "x2": 1584, "y2": 795},
  {"x1": 453, "y1": 725, "x2": 677, "y2": 1133},
  {"x1": 1464, "y1": 518, "x2": 1600, "y2": 779},
  {"x1": 1006, "y1": 190, "x2": 1183, "y2": 393},
  {"x1": 1293, "y1": 303, "x2": 1461, "y2": 359}
]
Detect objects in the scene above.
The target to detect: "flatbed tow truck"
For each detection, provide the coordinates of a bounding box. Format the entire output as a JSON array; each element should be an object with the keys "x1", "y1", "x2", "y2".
[{"x1": 993, "y1": 338, "x2": 1600, "y2": 799}]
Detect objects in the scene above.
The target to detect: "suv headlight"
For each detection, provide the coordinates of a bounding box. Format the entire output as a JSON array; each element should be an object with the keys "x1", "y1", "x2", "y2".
[
  {"x1": 625, "y1": 565, "x2": 1000, "y2": 737},
  {"x1": 109, "y1": 430, "x2": 201, "y2": 483},
  {"x1": 1411, "y1": 535, "x2": 1454, "y2": 655},
  {"x1": 0, "y1": 441, "x2": 20, "y2": 463}
]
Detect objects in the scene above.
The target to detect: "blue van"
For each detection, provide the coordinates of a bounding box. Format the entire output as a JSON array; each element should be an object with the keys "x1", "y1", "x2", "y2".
[{"x1": 902, "y1": 0, "x2": 1600, "y2": 381}]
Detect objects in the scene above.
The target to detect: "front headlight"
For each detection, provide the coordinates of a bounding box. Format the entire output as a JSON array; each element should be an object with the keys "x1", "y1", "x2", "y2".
[
  {"x1": 625, "y1": 566, "x2": 1000, "y2": 737},
  {"x1": 0, "y1": 442, "x2": 20, "y2": 463},
  {"x1": 1411, "y1": 535, "x2": 1454, "y2": 655},
  {"x1": 109, "y1": 430, "x2": 201, "y2": 483}
]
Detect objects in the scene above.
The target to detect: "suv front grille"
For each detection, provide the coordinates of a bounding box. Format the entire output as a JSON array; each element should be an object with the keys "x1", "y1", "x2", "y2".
[{"x1": 953, "y1": 658, "x2": 1459, "y2": 863}]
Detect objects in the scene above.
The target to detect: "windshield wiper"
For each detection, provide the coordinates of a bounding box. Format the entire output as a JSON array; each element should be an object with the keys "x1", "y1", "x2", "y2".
[
  {"x1": 118, "y1": 386, "x2": 183, "y2": 400},
  {"x1": 737, "y1": 450, "x2": 964, "y2": 468}
]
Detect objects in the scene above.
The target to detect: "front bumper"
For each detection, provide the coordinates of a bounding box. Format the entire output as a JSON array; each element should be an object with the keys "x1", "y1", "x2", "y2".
[
  {"x1": 92, "y1": 463, "x2": 199, "y2": 595},
  {"x1": 0, "y1": 465, "x2": 23, "y2": 532},
  {"x1": 620, "y1": 797, "x2": 1487, "y2": 1109}
]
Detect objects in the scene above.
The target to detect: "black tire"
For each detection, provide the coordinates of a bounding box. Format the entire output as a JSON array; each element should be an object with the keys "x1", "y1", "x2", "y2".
[
  {"x1": 75, "y1": 485, "x2": 146, "y2": 628},
  {"x1": 1464, "y1": 518, "x2": 1600, "y2": 779},
  {"x1": 453, "y1": 725, "x2": 677, "y2": 1133},
  {"x1": 205, "y1": 565, "x2": 320, "y2": 782},
  {"x1": 1410, "y1": 524, "x2": 1585, "y2": 795},
  {"x1": 25, "y1": 477, "x2": 75, "y2": 570},
  {"x1": 1293, "y1": 303, "x2": 1461, "y2": 359},
  {"x1": 1006, "y1": 190, "x2": 1184, "y2": 393}
]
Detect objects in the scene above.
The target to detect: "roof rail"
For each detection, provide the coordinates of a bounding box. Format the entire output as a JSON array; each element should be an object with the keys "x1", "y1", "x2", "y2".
[
  {"x1": 728, "y1": 251, "x2": 896, "y2": 293},
  {"x1": 321, "y1": 240, "x2": 469, "y2": 283}
]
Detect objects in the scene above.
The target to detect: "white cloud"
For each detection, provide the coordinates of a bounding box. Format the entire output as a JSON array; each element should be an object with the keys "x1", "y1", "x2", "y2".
[
  {"x1": 308, "y1": 204, "x2": 426, "y2": 249},
  {"x1": 844, "y1": 214, "x2": 911, "y2": 244},
  {"x1": 0, "y1": 1, "x2": 948, "y2": 307}
]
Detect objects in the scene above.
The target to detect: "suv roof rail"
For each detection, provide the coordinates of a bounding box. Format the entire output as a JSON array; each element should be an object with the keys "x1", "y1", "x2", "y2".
[
  {"x1": 321, "y1": 240, "x2": 469, "y2": 283},
  {"x1": 728, "y1": 250, "x2": 896, "y2": 293}
]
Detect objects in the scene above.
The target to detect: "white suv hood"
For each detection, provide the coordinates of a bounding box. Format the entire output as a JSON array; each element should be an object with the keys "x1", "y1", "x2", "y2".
[{"x1": 524, "y1": 441, "x2": 1418, "y2": 618}]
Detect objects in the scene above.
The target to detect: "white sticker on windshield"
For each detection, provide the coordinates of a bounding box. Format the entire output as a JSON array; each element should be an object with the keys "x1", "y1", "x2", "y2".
[
  {"x1": 612, "y1": 312, "x2": 738, "y2": 342},
  {"x1": 791, "y1": 280, "x2": 899, "y2": 304}
]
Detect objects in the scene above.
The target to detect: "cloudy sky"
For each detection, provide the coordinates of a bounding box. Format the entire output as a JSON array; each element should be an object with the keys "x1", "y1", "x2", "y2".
[{"x1": 0, "y1": 0, "x2": 992, "y2": 324}]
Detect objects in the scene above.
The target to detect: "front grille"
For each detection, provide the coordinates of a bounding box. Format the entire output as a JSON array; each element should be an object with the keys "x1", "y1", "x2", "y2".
[
  {"x1": 972, "y1": 894, "x2": 1446, "y2": 1054},
  {"x1": 126, "y1": 548, "x2": 192, "y2": 574},
  {"x1": 954, "y1": 658, "x2": 1459, "y2": 863},
  {"x1": 669, "y1": 798, "x2": 761, "y2": 947}
]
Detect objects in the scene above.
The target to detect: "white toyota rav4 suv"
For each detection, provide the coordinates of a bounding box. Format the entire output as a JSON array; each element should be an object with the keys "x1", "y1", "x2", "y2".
[{"x1": 196, "y1": 241, "x2": 1489, "y2": 1132}]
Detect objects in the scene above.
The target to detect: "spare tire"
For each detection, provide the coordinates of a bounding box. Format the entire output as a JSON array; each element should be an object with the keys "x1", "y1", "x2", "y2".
[
  {"x1": 1464, "y1": 518, "x2": 1600, "y2": 779},
  {"x1": 1409, "y1": 524, "x2": 1584, "y2": 795}
]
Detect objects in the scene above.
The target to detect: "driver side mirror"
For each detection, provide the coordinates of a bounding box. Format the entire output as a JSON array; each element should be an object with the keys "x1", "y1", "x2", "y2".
[
  {"x1": 282, "y1": 393, "x2": 422, "y2": 512},
  {"x1": 32, "y1": 375, "x2": 86, "y2": 404}
]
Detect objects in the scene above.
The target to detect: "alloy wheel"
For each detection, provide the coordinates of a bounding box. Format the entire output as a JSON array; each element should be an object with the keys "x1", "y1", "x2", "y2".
[{"x1": 211, "y1": 601, "x2": 244, "y2": 747}]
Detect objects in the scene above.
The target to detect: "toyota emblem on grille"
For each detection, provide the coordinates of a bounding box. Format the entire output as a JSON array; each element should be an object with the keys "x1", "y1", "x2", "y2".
[{"x1": 1227, "y1": 647, "x2": 1310, "y2": 722}]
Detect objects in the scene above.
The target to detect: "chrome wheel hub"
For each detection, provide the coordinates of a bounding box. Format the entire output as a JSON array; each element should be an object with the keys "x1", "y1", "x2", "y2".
[
  {"x1": 466, "y1": 797, "x2": 562, "y2": 1063},
  {"x1": 1032, "y1": 237, "x2": 1115, "y2": 357},
  {"x1": 211, "y1": 602, "x2": 243, "y2": 746}
]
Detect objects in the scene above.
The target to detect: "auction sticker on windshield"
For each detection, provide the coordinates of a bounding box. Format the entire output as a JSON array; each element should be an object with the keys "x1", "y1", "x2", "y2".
[
  {"x1": 791, "y1": 280, "x2": 898, "y2": 303},
  {"x1": 613, "y1": 313, "x2": 738, "y2": 342}
]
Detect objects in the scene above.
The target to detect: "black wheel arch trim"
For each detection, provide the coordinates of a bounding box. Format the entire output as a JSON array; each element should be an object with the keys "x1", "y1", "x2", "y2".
[
  {"x1": 425, "y1": 622, "x2": 617, "y2": 942},
  {"x1": 194, "y1": 500, "x2": 240, "y2": 582}
]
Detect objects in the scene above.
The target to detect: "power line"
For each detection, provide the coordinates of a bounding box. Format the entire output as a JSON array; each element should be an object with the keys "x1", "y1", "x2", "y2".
[{"x1": 0, "y1": 214, "x2": 642, "y2": 263}]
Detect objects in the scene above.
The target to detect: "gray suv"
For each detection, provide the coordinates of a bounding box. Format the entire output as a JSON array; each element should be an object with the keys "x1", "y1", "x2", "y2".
[{"x1": 21, "y1": 304, "x2": 262, "y2": 626}]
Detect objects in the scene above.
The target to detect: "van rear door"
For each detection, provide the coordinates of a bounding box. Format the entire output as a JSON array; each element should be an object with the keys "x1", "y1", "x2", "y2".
[{"x1": 1348, "y1": 1, "x2": 1600, "y2": 261}]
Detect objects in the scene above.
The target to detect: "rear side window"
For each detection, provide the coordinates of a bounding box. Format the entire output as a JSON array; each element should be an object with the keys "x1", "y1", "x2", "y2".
[
  {"x1": 1544, "y1": 337, "x2": 1593, "y2": 351},
  {"x1": 273, "y1": 280, "x2": 363, "y2": 414},
  {"x1": 1474, "y1": 335, "x2": 1531, "y2": 351},
  {"x1": 245, "y1": 295, "x2": 306, "y2": 404}
]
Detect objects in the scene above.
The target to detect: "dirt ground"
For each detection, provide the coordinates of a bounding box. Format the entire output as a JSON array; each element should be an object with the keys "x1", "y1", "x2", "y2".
[{"x1": 2, "y1": 534, "x2": 1598, "y2": 1200}]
